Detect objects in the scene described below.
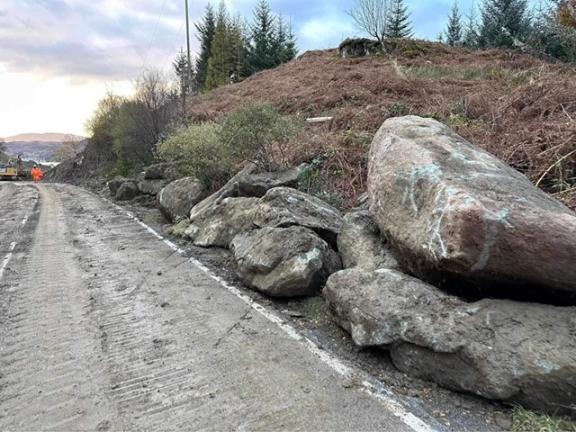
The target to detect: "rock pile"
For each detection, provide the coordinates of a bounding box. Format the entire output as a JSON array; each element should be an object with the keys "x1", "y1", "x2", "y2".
[
  {"x1": 177, "y1": 163, "x2": 343, "y2": 297},
  {"x1": 324, "y1": 116, "x2": 576, "y2": 416},
  {"x1": 138, "y1": 117, "x2": 576, "y2": 416},
  {"x1": 107, "y1": 163, "x2": 176, "y2": 201}
]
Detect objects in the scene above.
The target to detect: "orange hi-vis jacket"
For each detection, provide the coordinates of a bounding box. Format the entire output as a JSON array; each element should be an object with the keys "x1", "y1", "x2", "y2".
[{"x1": 31, "y1": 167, "x2": 44, "y2": 182}]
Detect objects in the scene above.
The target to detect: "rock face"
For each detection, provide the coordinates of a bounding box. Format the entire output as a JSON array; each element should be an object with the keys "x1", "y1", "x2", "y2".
[
  {"x1": 324, "y1": 268, "x2": 576, "y2": 416},
  {"x1": 338, "y1": 210, "x2": 399, "y2": 271},
  {"x1": 255, "y1": 187, "x2": 344, "y2": 246},
  {"x1": 368, "y1": 115, "x2": 576, "y2": 293},
  {"x1": 115, "y1": 181, "x2": 139, "y2": 201},
  {"x1": 158, "y1": 177, "x2": 206, "y2": 222},
  {"x1": 231, "y1": 226, "x2": 341, "y2": 297},
  {"x1": 185, "y1": 197, "x2": 258, "y2": 248},
  {"x1": 138, "y1": 179, "x2": 168, "y2": 196}
]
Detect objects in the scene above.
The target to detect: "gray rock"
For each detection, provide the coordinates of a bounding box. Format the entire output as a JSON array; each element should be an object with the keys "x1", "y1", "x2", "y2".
[
  {"x1": 254, "y1": 187, "x2": 344, "y2": 247},
  {"x1": 158, "y1": 177, "x2": 206, "y2": 222},
  {"x1": 231, "y1": 226, "x2": 341, "y2": 297},
  {"x1": 138, "y1": 179, "x2": 168, "y2": 196},
  {"x1": 324, "y1": 268, "x2": 576, "y2": 416},
  {"x1": 115, "y1": 181, "x2": 139, "y2": 201},
  {"x1": 185, "y1": 197, "x2": 259, "y2": 248},
  {"x1": 338, "y1": 210, "x2": 399, "y2": 271},
  {"x1": 108, "y1": 177, "x2": 128, "y2": 197},
  {"x1": 144, "y1": 163, "x2": 171, "y2": 180},
  {"x1": 368, "y1": 115, "x2": 576, "y2": 293},
  {"x1": 235, "y1": 165, "x2": 305, "y2": 197}
]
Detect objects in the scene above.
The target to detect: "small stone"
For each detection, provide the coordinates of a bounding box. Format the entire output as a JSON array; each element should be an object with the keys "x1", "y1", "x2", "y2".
[{"x1": 494, "y1": 412, "x2": 513, "y2": 431}]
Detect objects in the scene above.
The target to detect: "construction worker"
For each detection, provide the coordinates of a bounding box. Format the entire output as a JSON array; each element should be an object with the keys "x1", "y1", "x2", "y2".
[{"x1": 31, "y1": 165, "x2": 44, "y2": 183}]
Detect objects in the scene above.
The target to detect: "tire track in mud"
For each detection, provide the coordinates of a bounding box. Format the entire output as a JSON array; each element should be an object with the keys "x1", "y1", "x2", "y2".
[
  {"x1": 0, "y1": 183, "x2": 440, "y2": 431},
  {"x1": 0, "y1": 186, "x2": 120, "y2": 431}
]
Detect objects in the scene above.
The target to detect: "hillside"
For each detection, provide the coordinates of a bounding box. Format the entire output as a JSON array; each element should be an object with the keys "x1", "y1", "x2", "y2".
[{"x1": 188, "y1": 40, "x2": 576, "y2": 210}]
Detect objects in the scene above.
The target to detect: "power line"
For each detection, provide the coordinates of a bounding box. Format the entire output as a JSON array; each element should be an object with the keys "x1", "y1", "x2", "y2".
[{"x1": 140, "y1": 0, "x2": 170, "y2": 70}]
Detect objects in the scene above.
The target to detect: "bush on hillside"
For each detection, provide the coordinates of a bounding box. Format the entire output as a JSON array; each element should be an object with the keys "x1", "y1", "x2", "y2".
[
  {"x1": 158, "y1": 122, "x2": 233, "y2": 189},
  {"x1": 220, "y1": 103, "x2": 301, "y2": 169}
]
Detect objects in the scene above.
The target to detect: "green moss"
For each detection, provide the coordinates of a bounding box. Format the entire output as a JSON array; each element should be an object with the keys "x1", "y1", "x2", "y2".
[{"x1": 167, "y1": 219, "x2": 190, "y2": 238}]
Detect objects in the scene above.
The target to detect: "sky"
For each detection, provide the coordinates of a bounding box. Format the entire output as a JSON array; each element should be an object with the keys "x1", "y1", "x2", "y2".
[{"x1": 0, "y1": 0, "x2": 482, "y2": 138}]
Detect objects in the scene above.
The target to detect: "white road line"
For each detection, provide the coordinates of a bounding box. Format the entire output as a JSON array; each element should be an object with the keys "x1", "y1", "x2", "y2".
[
  {"x1": 0, "y1": 242, "x2": 17, "y2": 280},
  {"x1": 114, "y1": 205, "x2": 439, "y2": 432},
  {"x1": 0, "y1": 212, "x2": 32, "y2": 281}
]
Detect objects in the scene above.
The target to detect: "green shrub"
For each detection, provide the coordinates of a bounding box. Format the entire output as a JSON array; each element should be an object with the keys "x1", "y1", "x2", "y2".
[
  {"x1": 158, "y1": 122, "x2": 233, "y2": 189},
  {"x1": 220, "y1": 103, "x2": 300, "y2": 169}
]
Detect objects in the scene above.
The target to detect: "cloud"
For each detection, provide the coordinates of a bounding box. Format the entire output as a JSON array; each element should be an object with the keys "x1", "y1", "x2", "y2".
[{"x1": 0, "y1": 0, "x2": 196, "y2": 81}]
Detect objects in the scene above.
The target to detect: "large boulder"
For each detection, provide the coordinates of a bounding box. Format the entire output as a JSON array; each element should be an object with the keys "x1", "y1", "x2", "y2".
[
  {"x1": 231, "y1": 226, "x2": 341, "y2": 297},
  {"x1": 185, "y1": 197, "x2": 258, "y2": 248},
  {"x1": 158, "y1": 177, "x2": 206, "y2": 222},
  {"x1": 115, "y1": 181, "x2": 139, "y2": 201},
  {"x1": 324, "y1": 268, "x2": 576, "y2": 416},
  {"x1": 254, "y1": 187, "x2": 344, "y2": 247},
  {"x1": 138, "y1": 179, "x2": 168, "y2": 196},
  {"x1": 338, "y1": 210, "x2": 399, "y2": 271},
  {"x1": 368, "y1": 115, "x2": 576, "y2": 293}
]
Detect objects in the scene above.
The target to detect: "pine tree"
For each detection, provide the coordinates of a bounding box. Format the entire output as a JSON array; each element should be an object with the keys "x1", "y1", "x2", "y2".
[
  {"x1": 463, "y1": 2, "x2": 480, "y2": 48},
  {"x1": 205, "y1": 2, "x2": 231, "y2": 90},
  {"x1": 446, "y1": 1, "x2": 463, "y2": 46},
  {"x1": 194, "y1": 4, "x2": 216, "y2": 90},
  {"x1": 275, "y1": 16, "x2": 297, "y2": 64},
  {"x1": 478, "y1": 0, "x2": 531, "y2": 48},
  {"x1": 247, "y1": 0, "x2": 278, "y2": 74},
  {"x1": 228, "y1": 16, "x2": 248, "y2": 83},
  {"x1": 173, "y1": 48, "x2": 193, "y2": 96},
  {"x1": 385, "y1": 0, "x2": 413, "y2": 39}
]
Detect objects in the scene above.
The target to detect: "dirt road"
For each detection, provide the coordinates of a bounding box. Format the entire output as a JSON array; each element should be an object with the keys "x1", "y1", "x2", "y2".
[{"x1": 0, "y1": 183, "x2": 440, "y2": 431}]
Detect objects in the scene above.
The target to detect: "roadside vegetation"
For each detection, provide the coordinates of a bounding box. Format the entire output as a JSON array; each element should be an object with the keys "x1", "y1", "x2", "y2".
[{"x1": 512, "y1": 406, "x2": 576, "y2": 432}]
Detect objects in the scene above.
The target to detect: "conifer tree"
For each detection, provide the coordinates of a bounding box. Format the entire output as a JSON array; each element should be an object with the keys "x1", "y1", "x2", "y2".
[
  {"x1": 385, "y1": 0, "x2": 413, "y2": 39},
  {"x1": 275, "y1": 16, "x2": 298, "y2": 64},
  {"x1": 228, "y1": 16, "x2": 248, "y2": 83},
  {"x1": 463, "y1": 2, "x2": 480, "y2": 47},
  {"x1": 194, "y1": 4, "x2": 216, "y2": 90},
  {"x1": 205, "y1": 2, "x2": 231, "y2": 90},
  {"x1": 446, "y1": 1, "x2": 463, "y2": 46},
  {"x1": 247, "y1": 0, "x2": 278, "y2": 74},
  {"x1": 478, "y1": 0, "x2": 531, "y2": 48},
  {"x1": 173, "y1": 48, "x2": 193, "y2": 96}
]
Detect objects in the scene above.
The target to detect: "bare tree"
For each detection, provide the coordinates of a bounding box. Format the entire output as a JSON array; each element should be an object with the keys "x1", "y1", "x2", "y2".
[
  {"x1": 348, "y1": 0, "x2": 390, "y2": 44},
  {"x1": 134, "y1": 70, "x2": 177, "y2": 151},
  {"x1": 54, "y1": 135, "x2": 83, "y2": 162}
]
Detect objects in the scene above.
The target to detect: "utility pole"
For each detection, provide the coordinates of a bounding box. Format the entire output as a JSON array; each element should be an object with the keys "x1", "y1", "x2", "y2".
[{"x1": 184, "y1": 0, "x2": 192, "y2": 117}]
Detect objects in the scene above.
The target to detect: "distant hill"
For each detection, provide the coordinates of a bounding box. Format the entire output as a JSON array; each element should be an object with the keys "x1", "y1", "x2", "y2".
[
  {"x1": 2, "y1": 133, "x2": 87, "y2": 162},
  {"x1": 4, "y1": 133, "x2": 85, "y2": 143}
]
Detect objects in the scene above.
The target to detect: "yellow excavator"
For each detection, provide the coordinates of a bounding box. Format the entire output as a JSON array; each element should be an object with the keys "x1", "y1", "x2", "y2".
[{"x1": 0, "y1": 156, "x2": 24, "y2": 181}]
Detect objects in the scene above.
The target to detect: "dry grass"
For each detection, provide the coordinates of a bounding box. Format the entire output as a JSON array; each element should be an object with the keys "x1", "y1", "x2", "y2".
[
  {"x1": 188, "y1": 40, "x2": 576, "y2": 209},
  {"x1": 512, "y1": 406, "x2": 576, "y2": 432}
]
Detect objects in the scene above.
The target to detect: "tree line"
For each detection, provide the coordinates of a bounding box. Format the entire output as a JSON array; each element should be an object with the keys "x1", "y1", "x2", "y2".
[
  {"x1": 445, "y1": 0, "x2": 576, "y2": 61},
  {"x1": 350, "y1": 0, "x2": 576, "y2": 61},
  {"x1": 175, "y1": 0, "x2": 297, "y2": 95}
]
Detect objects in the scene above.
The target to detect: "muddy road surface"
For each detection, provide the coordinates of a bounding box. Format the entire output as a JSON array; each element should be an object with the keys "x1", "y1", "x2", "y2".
[{"x1": 0, "y1": 183, "x2": 443, "y2": 431}]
